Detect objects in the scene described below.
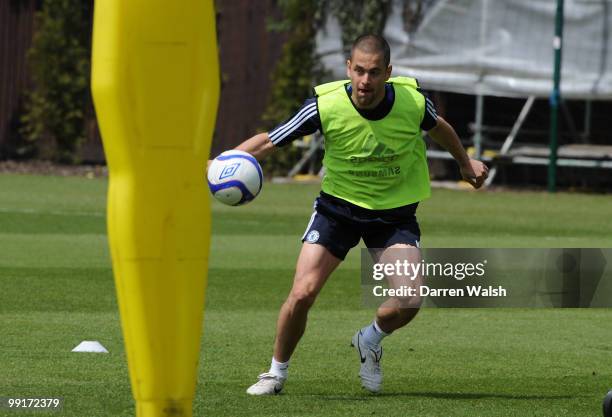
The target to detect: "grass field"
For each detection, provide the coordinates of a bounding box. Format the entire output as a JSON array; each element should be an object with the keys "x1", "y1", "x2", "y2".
[{"x1": 1, "y1": 174, "x2": 612, "y2": 416}]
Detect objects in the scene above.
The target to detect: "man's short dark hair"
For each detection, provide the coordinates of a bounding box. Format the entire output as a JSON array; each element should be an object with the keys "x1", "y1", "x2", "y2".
[{"x1": 350, "y1": 34, "x2": 391, "y2": 67}]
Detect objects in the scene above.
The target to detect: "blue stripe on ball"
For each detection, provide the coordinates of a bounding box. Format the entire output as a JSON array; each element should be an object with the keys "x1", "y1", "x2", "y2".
[
  {"x1": 207, "y1": 179, "x2": 255, "y2": 205},
  {"x1": 216, "y1": 153, "x2": 263, "y2": 194}
]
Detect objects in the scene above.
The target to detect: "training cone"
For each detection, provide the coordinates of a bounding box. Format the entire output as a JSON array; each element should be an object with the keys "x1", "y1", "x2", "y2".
[{"x1": 72, "y1": 341, "x2": 109, "y2": 353}]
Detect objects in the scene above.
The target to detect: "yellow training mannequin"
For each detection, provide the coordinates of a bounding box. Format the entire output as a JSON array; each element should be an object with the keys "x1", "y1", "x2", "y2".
[{"x1": 91, "y1": 1, "x2": 218, "y2": 416}]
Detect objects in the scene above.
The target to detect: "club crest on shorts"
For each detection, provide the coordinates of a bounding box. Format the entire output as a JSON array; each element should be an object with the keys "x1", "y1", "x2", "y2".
[{"x1": 306, "y1": 230, "x2": 320, "y2": 243}]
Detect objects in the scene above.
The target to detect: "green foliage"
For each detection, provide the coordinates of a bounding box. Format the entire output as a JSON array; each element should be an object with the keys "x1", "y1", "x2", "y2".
[
  {"x1": 262, "y1": 0, "x2": 393, "y2": 175},
  {"x1": 323, "y1": 0, "x2": 392, "y2": 56},
  {"x1": 260, "y1": 0, "x2": 328, "y2": 176},
  {"x1": 20, "y1": 0, "x2": 93, "y2": 163}
]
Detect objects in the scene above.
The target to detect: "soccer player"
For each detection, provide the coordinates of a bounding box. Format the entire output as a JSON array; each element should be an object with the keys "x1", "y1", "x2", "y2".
[{"x1": 222, "y1": 34, "x2": 488, "y2": 395}]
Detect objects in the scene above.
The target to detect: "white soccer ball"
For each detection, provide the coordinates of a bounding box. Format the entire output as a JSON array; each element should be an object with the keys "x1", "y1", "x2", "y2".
[{"x1": 207, "y1": 150, "x2": 263, "y2": 206}]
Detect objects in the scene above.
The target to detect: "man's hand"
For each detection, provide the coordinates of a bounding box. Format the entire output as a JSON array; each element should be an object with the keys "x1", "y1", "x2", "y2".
[
  {"x1": 208, "y1": 132, "x2": 274, "y2": 173},
  {"x1": 460, "y1": 159, "x2": 489, "y2": 189},
  {"x1": 428, "y1": 118, "x2": 488, "y2": 189}
]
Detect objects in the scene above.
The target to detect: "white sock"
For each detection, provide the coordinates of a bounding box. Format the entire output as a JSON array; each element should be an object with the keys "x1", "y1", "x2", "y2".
[
  {"x1": 269, "y1": 357, "x2": 289, "y2": 379},
  {"x1": 360, "y1": 320, "x2": 389, "y2": 349}
]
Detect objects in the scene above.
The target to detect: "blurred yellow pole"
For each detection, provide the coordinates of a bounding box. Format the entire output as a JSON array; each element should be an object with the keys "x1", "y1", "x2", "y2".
[{"x1": 91, "y1": 1, "x2": 219, "y2": 416}]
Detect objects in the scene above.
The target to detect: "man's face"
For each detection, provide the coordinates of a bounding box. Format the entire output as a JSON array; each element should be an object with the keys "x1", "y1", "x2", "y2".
[{"x1": 346, "y1": 48, "x2": 391, "y2": 109}]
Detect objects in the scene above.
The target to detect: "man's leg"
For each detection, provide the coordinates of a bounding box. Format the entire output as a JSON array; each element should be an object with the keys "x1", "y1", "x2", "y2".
[
  {"x1": 353, "y1": 243, "x2": 422, "y2": 393},
  {"x1": 274, "y1": 242, "x2": 342, "y2": 361},
  {"x1": 374, "y1": 243, "x2": 423, "y2": 333},
  {"x1": 247, "y1": 243, "x2": 341, "y2": 395}
]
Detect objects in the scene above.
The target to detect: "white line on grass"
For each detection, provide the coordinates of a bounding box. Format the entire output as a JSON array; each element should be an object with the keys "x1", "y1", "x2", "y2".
[{"x1": 0, "y1": 208, "x2": 105, "y2": 217}]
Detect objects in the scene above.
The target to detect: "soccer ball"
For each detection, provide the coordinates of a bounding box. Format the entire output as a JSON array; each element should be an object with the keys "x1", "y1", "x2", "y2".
[{"x1": 207, "y1": 150, "x2": 263, "y2": 206}]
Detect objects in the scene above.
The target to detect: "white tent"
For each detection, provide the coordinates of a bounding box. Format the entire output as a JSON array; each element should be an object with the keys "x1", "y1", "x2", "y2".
[{"x1": 317, "y1": 0, "x2": 612, "y2": 100}]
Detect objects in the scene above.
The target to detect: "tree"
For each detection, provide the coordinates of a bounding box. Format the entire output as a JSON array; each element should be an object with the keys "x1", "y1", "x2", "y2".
[
  {"x1": 20, "y1": 0, "x2": 93, "y2": 163},
  {"x1": 262, "y1": 0, "x2": 395, "y2": 175}
]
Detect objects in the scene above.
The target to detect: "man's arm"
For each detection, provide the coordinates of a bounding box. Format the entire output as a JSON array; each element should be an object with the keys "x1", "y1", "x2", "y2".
[
  {"x1": 427, "y1": 117, "x2": 488, "y2": 189},
  {"x1": 210, "y1": 97, "x2": 320, "y2": 168},
  {"x1": 207, "y1": 132, "x2": 275, "y2": 169},
  {"x1": 234, "y1": 132, "x2": 276, "y2": 161}
]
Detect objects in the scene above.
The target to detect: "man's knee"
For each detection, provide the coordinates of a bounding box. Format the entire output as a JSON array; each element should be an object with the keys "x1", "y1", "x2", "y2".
[{"x1": 287, "y1": 280, "x2": 320, "y2": 310}]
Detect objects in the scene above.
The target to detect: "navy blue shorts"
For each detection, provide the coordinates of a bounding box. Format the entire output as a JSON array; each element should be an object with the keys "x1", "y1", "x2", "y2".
[{"x1": 301, "y1": 192, "x2": 421, "y2": 260}]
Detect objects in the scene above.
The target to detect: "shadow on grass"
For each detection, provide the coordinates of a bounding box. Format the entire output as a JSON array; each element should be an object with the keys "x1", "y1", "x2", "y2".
[{"x1": 308, "y1": 391, "x2": 578, "y2": 401}]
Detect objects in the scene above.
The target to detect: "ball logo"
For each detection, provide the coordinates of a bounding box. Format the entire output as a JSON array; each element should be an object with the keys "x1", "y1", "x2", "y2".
[
  {"x1": 207, "y1": 150, "x2": 263, "y2": 206},
  {"x1": 306, "y1": 230, "x2": 320, "y2": 243},
  {"x1": 219, "y1": 162, "x2": 241, "y2": 180}
]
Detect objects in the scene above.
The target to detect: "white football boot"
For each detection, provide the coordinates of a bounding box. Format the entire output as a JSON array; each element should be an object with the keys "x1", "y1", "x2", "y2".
[
  {"x1": 351, "y1": 330, "x2": 383, "y2": 393},
  {"x1": 246, "y1": 372, "x2": 286, "y2": 395}
]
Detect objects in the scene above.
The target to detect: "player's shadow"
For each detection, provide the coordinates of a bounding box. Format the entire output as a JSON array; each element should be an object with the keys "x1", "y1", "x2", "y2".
[
  {"x1": 378, "y1": 391, "x2": 576, "y2": 400},
  {"x1": 315, "y1": 391, "x2": 576, "y2": 401}
]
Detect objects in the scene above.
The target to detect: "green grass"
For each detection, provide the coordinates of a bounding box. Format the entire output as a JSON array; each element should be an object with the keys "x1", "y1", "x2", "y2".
[{"x1": 1, "y1": 174, "x2": 611, "y2": 416}]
